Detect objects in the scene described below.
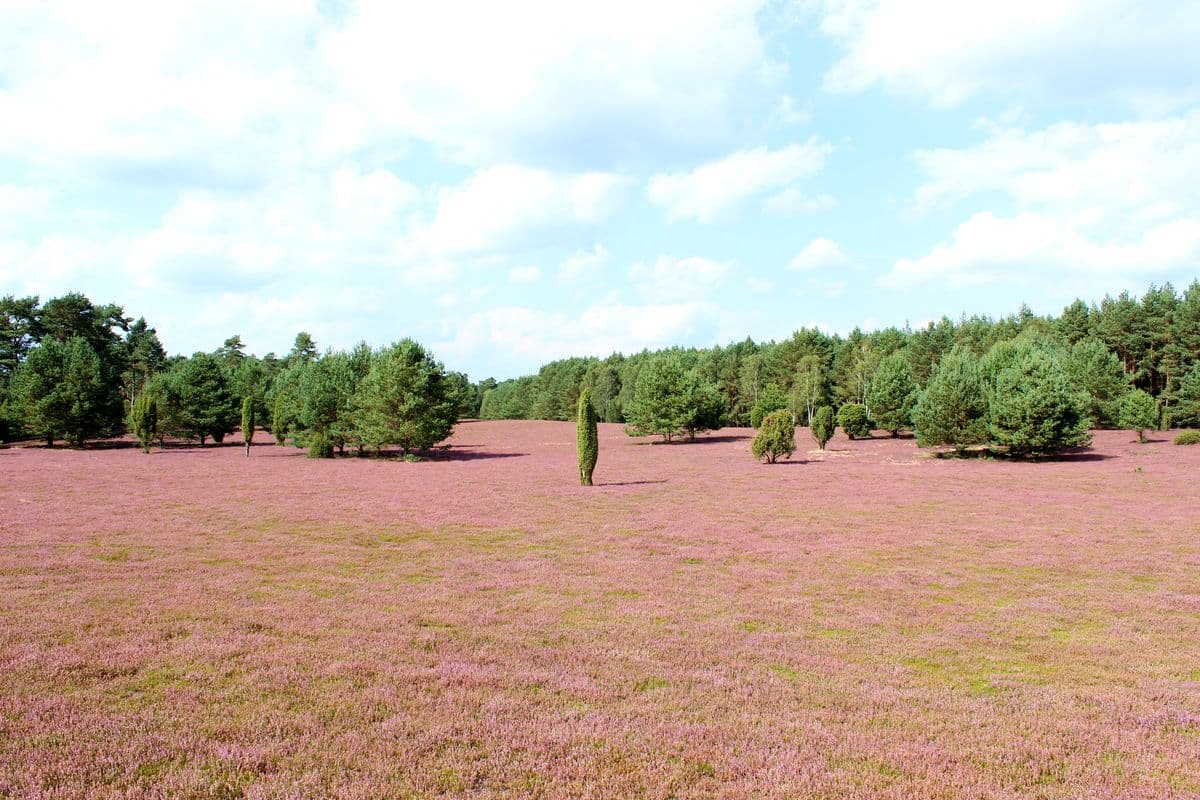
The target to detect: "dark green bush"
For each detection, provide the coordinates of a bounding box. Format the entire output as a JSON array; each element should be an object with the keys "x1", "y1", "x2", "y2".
[
  {"x1": 836, "y1": 403, "x2": 871, "y2": 439},
  {"x1": 751, "y1": 409, "x2": 795, "y2": 463},
  {"x1": 1174, "y1": 430, "x2": 1200, "y2": 445},
  {"x1": 811, "y1": 405, "x2": 834, "y2": 450},
  {"x1": 577, "y1": 389, "x2": 598, "y2": 485},
  {"x1": 307, "y1": 431, "x2": 333, "y2": 459}
]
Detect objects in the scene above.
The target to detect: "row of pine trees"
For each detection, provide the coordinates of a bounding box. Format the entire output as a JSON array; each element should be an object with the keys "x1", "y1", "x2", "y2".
[{"x1": 482, "y1": 283, "x2": 1200, "y2": 442}]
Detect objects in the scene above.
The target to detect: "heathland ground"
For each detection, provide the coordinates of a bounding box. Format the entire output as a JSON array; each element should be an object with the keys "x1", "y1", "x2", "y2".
[{"x1": 2, "y1": 422, "x2": 1198, "y2": 798}]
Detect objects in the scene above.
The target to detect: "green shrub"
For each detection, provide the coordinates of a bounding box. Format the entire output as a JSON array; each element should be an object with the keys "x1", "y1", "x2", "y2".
[
  {"x1": 749, "y1": 383, "x2": 788, "y2": 429},
  {"x1": 1174, "y1": 430, "x2": 1200, "y2": 446},
  {"x1": 811, "y1": 405, "x2": 834, "y2": 450},
  {"x1": 989, "y1": 345, "x2": 1090, "y2": 456},
  {"x1": 130, "y1": 392, "x2": 157, "y2": 454},
  {"x1": 241, "y1": 396, "x2": 255, "y2": 456},
  {"x1": 751, "y1": 409, "x2": 795, "y2": 463},
  {"x1": 1119, "y1": 390, "x2": 1157, "y2": 443},
  {"x1": 836, "y1": 403, "x2": 871, "y2": 439},
  {"x1": 576, "y1": 389, "x2": 599, "y2": 485},
  {"x1": 307, "y1": 431, "x2": 333, "y2": 459}
]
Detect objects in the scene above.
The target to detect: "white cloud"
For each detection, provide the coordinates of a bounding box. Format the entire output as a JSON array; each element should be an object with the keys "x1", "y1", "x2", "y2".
[
  {"x1": 647, "y1": 140, "x2": 831, "y2": 223},
  {"x1": 507, "y1": 266, "x2": 542, "y2": 283},
  {"x1": 788, "y1": 238, "x2": 849, "y2": 271},
  {"x1": 321, "y1": 0, "x2": 778, "y2": 167},
  {"x1": 763, "y1": 188, "x2": 837, "y2": 216},
  {"x1": 882, "y1": 212, "x2": 1200, "y2": 288},
  {"x1": 813, "y1": 0, "x2": 1200, "y2": 109},
  {"x1": 558, "y1": 244, "x2": 611, "y2": 280},
  {"x1": 911, "y1": 113, "x2": 1200, "y2": 224},
  {"x1": 630, "y1": 255, "x2": 733, "y2": 299},
  {"x1": 405, "y1": 165, "x2": 632, "y2": 257},
  {"x1": 886, "y1": 110, "x2": 1200, "y2": 287}
]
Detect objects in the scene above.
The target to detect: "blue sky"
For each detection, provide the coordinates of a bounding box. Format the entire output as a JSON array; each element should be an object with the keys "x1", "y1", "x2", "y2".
[{"x1": 2, "y1": 1, "x2": 1199, "y2": 380}]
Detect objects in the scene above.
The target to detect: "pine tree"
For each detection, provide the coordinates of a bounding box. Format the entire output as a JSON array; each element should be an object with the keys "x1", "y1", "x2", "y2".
[
  {"x1": 751, "y1": 409, "x2": 795, "y2": 463},
  {"x1": 913, "y1": 347, "x2": 990, "y2": 452},
  {"x1": 1119, "y1": 389, "x2": 1157, "y2": 443},
  {"x1": 1064, "y1": 338, "x2": 1129, "y2": 428},
  {"x1": 175, "y1": 353, "x2": 237, "y2": 446},
  {"x1": 989, "y1": 346, "x2": 1091, "y2": 456},
  {"x1": 10, "y1": 337, "x2": 109, "y2": 446},
  {"x1": 576, "y1": 389, "x2": 598, "y2": 485},
  {"x1": 623, "y1": 354, "x2": 693, "y2": 442},
  {"x1": 868, "y1": 351, "x2": 917, "y2": 436},
  {"x1": 352, "y1": 340, "x2": 456, "y2": 456}
]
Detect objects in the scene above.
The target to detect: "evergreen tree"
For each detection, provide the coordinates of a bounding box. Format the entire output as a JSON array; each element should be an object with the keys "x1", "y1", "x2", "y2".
[
  {"x1": 576, "y1": 389, "x2": 599, "y2": 485},
  {"x1": 749, "y1": 383, "x2": 788, "y2": 429},
  {"x1": 175, "y1": 353, "x2": 238, "y2": 446},
  {"x1": 837, "y1": 403, "x2": 871, "y2": 439},
  {"x1": 1119, "y1": 389, "x2": 1157, "y2": 443},
  {"x1": 623, "y1": 354, "x2": 694, "y2": 442},
  {"x1": 913, "y1": 347, "x2": 990, "y2": 452},
  {"x1": 241, "y1": 395, "x2": 255, "y2": 456},
  {"x1": 288, "y1": 331, "x2": 318, "y2": 365},
  {"x1": 868, "y1": 351, "x2": 917, "y2": 436},
  {"x1": 989, "y1": 346, "x2": 1091, "y2": 456},
  {"x1": 751, "y1": 409, "x2": 795, "y2": 463},
  {"x1": 1176, "y1": 362, "x2": 1200, "y2": 429},
  {"x1": 272, "y1": 392, "x2": 289, "y2": 446},
  {"x1": 353, "y1": 340, "x2": 456, "y2": 456},
  {"x1": 131, "y1": 392, "x2": 157, "y2": 453},
  {"x1": 811, "y1": 405, "x2": 835, "y2": 450},
  {"x1": 10, "y1": 337, "x2": 109, "y2": 446},
  {"x1": 1064, "y1": 338, "x2": 1129, "y2": 428}
]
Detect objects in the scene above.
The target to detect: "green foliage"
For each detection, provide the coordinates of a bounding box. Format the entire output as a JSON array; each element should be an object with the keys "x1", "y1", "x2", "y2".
[
  {"x1": 576, "y1": 389, "x2": 599, "y2": 486},
  {"x1": 306, "y1": 430, "x2": 333, "y2": 459},
  {"x1": 790, "y1": 354, "x2": 828, "y2": 426},
  {"x1": 810, "y1": 405, "x2": 834, "y2": 450},
  {"x1": 10, "y1": 337, "x2": 110, "y2": 446},
  {"x1": 173, "y1": 353, "x2": 238, "y2": 446},
  {"x1": 868, "y1": 352, "x2": 917, "y2": 435},
  {"x1": 1119, "y1": 389, "x2": 1157, "y2": 443},
  {"x1": 131, "y1": 392, "x2": 157, "y2": 453},
  {"x1": 1173, "y1": 430, "x2": 1200, "y2": 445},
  {"x1": 1064, "y1": 338, "x2": 1129, "y2": 428},
  {"x1": 989, "y1": 345, "x2": 1091, "y2": 456},
  {"x1": 241, "y1": 396, "x2": 255, "y2": 454},
  {"x1": 750, "y1": 383, "x2": 788, "y2": 429},
  {"x1": 1174, "y1": 362, "x2": 1200, "y2": 429},
  {"x1": 288, "y1": 331, "x2": 318, "y2": 365},
  {"x1": 751, "y1": 409, "x2": 795, "y2": 463},
  {"x1": 837, "y1": 403, "x2": 871, "y2": 439},
  {"x1": 914, "y1": 347, "x2": 990, "y2": 451},
  {"x1": 272, "y1": 392, "x2": 289, "y2": 445},
  {"x1": 353, "y1": 339, "x2": 457, "y2": 455},
  {"x1": 623, "y1": 354, "x2": 718, "y2": 442}
]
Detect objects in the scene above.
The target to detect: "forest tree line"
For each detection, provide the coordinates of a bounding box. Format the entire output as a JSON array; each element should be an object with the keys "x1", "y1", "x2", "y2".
[
  {"x1": 478, "y1": 282, "x2": 1200, "y2": 437},
  {"x1": 3, "y1": 282, "x2": 1200, "y2": 454},
  {"x1": 0, "y1": 292, "x2": 476, "y2": 455}
]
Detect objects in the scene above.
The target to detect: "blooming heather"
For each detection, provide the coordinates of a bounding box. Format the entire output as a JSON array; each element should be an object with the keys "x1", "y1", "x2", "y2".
[{"x1": 1, "y1": 424, "x2": 1199, "y2": 797}]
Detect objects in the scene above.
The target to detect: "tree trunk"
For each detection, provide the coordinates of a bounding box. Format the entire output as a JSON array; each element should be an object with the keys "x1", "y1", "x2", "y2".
[{"x1": 245, "y1": 441, "x2": 250, "y2": 457}]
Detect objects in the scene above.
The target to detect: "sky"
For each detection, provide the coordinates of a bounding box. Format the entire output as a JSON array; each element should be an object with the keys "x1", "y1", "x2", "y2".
[{"x1": 2, "y1": 0, "x2": 1199, "y2": 380}]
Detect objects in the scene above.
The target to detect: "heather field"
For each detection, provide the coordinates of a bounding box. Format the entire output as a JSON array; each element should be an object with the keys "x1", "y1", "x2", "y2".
[{"x1": 3, "y1": 422, "x2": 1200, "y2": 800}]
